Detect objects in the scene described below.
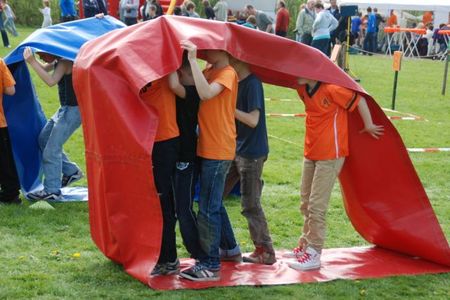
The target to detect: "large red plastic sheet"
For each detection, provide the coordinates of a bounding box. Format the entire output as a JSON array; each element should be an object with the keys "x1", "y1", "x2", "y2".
[{"x1": 73, "y1": 16, "x2": 449, "y2": 288}]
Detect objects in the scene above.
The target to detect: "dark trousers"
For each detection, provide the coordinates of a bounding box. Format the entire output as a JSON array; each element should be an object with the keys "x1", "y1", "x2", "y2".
[
  {"x1": 0, "y1": 127, "x2": 20, "y2": 202},
  {"x1": 222, "y1": 156, "x2": 274, "y2": 252},
  {"x1": 0, "y1": 29, "x2": 9, "y2": 47},
  {"x1": 152, "y1": 137, "x2": 179, "y2": 264},
  {"x1": 276, "y1": 30, "x2": 287, "y2": 37},
  {"x1": 312, "y1": 38, "x2": 331, "y2": 57},
  {"x1": 125, "y1": 17, "x2": 137, "y2": 26},
  {"x1": 363, "y1": 32, "x2": 377, "y2": 54},
  {"x1": 173, "y1": 159, "x2": 207, "y2": 260},
  {"x1": 301, "y1": 33, "x2": 313, "y2": 46}
]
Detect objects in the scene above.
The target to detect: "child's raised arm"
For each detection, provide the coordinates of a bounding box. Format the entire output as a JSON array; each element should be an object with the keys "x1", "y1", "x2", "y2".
[{"x1": 180, "y1": 40, "x2": 224, "y2": 100}]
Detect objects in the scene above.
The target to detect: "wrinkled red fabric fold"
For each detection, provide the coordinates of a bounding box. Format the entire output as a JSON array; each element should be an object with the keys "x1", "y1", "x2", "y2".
[{"x1": 73, "y1": 16, "x2": 449, "y2": 288}]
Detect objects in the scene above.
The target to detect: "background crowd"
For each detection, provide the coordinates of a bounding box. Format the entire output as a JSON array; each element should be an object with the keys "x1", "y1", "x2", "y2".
[{"x1": 0, "y1": 1, "x2": 449, "y2": 58}]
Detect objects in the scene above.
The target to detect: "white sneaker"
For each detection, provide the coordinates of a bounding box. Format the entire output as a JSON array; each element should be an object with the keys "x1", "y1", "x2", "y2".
[
  {"x1": 282, "y1": 246, "x2": 305, "y2": 258},
  {"x1": 287, "y1": 247, "x2": 321, "y2": 271}
]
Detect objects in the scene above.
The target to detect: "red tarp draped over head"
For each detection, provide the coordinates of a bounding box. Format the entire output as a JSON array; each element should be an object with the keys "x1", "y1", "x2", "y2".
[{"x1": 72, "y1": 16, "x2": 450, "y2": 287}]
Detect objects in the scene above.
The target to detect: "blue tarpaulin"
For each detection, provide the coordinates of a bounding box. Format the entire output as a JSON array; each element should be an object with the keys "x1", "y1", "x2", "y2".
[{"x1": 3, "y1": 16, "x2": 125, "y2": 193}]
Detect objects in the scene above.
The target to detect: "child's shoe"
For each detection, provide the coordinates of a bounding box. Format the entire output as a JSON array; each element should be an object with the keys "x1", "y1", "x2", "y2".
[
  {"x1": 287, "y1": 246, "x2": 321, "y2": 271},
  {"x1": 180, "y1": 263, "x2": 220, "y2": 281},
  {"x1": 282, "y1": 246, "x2": 305, "y2": 258},
  {"x1": 243, "y1": 246, "x2": 276, "y2": 265}
]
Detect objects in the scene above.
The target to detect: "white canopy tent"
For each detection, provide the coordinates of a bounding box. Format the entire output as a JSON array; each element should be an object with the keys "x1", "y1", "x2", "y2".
[{"x1": 338, "y1": 0, "x2": 450, "y2": 27}]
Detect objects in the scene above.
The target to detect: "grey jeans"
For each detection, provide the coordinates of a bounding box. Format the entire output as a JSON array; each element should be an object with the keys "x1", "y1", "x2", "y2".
[{"x1": 223, "y1": 155, "x2": 274, "y2": 253}]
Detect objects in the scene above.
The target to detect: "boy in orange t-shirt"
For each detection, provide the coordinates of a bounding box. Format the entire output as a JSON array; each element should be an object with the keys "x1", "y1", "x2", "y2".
[
  {"x1": 178, "y1": 40, "x2": 240, "y2": 282},
  {"x1": 141, "y1": 76, "x2": 181, "y2": 276},
  {"x1": 0, "y1": 58, "x2": 20, "y2": 204},
  {"x1": 284, "y1": 78, "x2": 384, "y2": 271}
]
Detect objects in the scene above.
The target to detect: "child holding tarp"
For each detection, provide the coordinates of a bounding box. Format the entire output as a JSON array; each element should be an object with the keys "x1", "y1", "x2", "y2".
[
  {"x1": 284, "y1": 78, "x2": 384, "y2": 271},
  {"x1": 178, "y1": 40, "x2": 240, "y2": 282},
  {"x1": 0, "y1": 57, "x2": 20, "y2": 205},
  {"x1": 23, "y1": 47, "x2": 83, "y2": 201}
]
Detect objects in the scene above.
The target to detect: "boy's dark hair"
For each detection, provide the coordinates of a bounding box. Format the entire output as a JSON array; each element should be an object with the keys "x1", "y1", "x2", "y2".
[
  {"x1": 173, "y1": 6, "x2": 182, "y2": 15},
  {"x1": 314, "y1": 3, "x2": 324, "y2": 9},
  {"x1": 181, "y1": 51, "x2": 190, "y2": 69},
  {"x1": 367, "y1": 7, "x2": 372, "y2": 13},
  {"x1": 186, "y1": 2, "x2": 195, "y2": 10},
  {"x1": 246, "y1": 5, "x2": 254, "y2": 10}
]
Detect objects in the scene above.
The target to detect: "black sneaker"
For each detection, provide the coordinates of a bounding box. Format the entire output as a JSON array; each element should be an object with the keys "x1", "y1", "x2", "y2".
[
  {"x1": 27, "y1": 190, "x2": 62, "y2": 201},
  {"x1": 180, "y1": 263, "x2": 220, "y2": 281},
  {"x1": 150, "y1": 259, "x2": 180, "y2": 276},
  {"x1": 0, "y1": 195, "x2": 22, "y2": 205},
  {"x1": 61, "y1": 170, "x2": 83, "y2": 188}
]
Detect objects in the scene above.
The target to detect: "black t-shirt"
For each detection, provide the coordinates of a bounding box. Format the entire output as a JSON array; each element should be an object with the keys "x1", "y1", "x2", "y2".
[
  {"x1": 236, "y1": 74, "x2": 268, "y2": 158},
  {"x1": 176, "y1": 85, "x2": 200, "y2": 162},
  {"x1": 205, "y1": 7, "x2": 215, "y2": 19}
]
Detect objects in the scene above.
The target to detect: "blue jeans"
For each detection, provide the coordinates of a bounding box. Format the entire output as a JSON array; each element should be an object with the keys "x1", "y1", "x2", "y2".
[
  {"x1": 173, "y1": 160, "x2": 207, "y2": 260},
  {"x1": 197, "y1": 159, "x2": 237, "y2": 270},
  {"x1": 39, "y1": 106, "x2": 81, "y2": 194}
]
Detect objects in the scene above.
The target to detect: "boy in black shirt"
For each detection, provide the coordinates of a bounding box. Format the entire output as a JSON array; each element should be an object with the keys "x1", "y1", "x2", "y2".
[{"x1": 168, "y1": 53, "x2": 207, "y2": 263}]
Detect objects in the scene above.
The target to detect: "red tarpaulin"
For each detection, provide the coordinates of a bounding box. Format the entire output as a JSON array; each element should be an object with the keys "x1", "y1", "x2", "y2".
[{"x1": 72, "y1": 16, "x2": 450, "y2": 289}]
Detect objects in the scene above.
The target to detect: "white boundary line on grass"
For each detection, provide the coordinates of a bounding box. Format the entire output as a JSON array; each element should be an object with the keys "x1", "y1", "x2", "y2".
[
  {"x1": 269, "y1": 134, "x2": 450, "y2": 153},
  {"x1": 265, "y1": 98, "x2": 427, "y2": 121},
  {"x1": 267, "y1": 113, "x2": 422, "y2": 121}
]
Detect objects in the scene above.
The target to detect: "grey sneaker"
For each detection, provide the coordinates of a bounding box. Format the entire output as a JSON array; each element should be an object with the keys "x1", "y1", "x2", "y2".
[
  {"x1": 62, "y1": 170, "x2": 83, "y2": 188},
  {"x1": 27, "y1": 190, "x2": 62, "y2": 201},
  {"x1": 150, "y1": 259, "x2": 180, "y2": 276},
  {"x1": 180, "y1": 263, "x2": 220, "y2": 282}
]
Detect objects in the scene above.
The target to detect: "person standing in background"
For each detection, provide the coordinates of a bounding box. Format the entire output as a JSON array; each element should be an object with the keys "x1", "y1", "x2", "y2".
[
  {"x1": 245, "y1": 5, "x2": 273, "y2": 33},
  {"x1": 203, "y1": 0, "x2": 215, "y2": 20},
  {"x1": 83, "y1": 0, "x2": 108, "y2": 18},
  {"x1": 120, "y1": 0, "x2": 139, "y2": 26},
  {"x1": 60, "y1": 0, "x2": 77, "y2": 22},
  {"x1": 0, "y1": 1, "x2": 10, "y2": 48},
  {"x1": 296, "y1": 0, "x2": 315, "y2": 44},
  {"x1": 2, "y1": 1, "x2": 18, "y2": 37},
  {"x1": 213, "y1": 0, "x2": 227, "y2": 22},
  {"x1": 363, "y1": 7, "x2": 377, "y2": 55},
  {"x1": 327, "y1": 0, "x2": 341, "y2": 47},
  {"x1": 311, "y1": 2, "x2": 338, "y2": 56},
  {"x1": 275, "y1": 0, "x2": 289, "y2": 37},
  {"x1": 40, "y1": 0, "x2": 52, "y2": 28}
]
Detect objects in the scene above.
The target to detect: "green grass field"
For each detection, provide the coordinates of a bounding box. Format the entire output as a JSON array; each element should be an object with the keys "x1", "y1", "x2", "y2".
[{"x1": 0, "y1": 27, "x2": 449, "y2": 299}]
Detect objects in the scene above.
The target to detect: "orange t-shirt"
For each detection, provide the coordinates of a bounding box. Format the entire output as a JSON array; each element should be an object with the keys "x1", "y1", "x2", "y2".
[
  {"x1": 141, "y1": 77, "x2": 179, "y2": 142},
  {"x1": 387, "y1": 14, "x2": 397, "y2": 27},
  {"x1": 0, "y1": 59, "x2": 15, "y2": 128},
  {"x1": 197, "y1": 65, "x2": 238, "y2": 160},
  {"x1": 422, "y1": 11, "x2": 433, "y2": 26},
  {"x1": 297, "y1": 83, "x2": 361, "y2": 160}
]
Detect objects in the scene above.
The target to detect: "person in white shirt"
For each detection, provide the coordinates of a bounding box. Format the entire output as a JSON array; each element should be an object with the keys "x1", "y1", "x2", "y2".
[
  {"x1": 213, "y1": 0, "x2": 228, "y2": 22},
  {"x1": 40, "y1": 0, "x2": 52, "y2": 28}
]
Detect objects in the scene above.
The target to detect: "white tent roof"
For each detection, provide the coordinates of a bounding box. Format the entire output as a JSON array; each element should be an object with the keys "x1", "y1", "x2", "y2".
[{"x1": 338, "y1": 0, "x2": 450, "y2": 11}]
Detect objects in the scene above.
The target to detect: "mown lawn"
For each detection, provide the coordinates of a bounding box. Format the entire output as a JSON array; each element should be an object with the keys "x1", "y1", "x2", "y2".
[{"x1": 0, "y1": 27, "x2": 448, "y2": 299}]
